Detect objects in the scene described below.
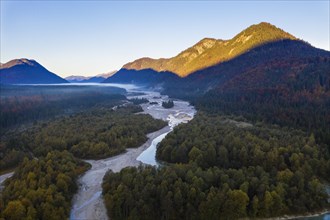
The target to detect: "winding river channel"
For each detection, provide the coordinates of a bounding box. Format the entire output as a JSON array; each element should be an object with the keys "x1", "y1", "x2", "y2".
[
  {"x1": 0, "y1": 83, "x2": 329, "y2": 220},
  {"x1": 70, "y1": 86, "x2": 196, "y2": 220}
]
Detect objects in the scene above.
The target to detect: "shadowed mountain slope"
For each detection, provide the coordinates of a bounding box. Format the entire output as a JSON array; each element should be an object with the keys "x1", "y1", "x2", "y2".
[{"x1": 0, "y1": 59, "x2": 67, "y2": 84}]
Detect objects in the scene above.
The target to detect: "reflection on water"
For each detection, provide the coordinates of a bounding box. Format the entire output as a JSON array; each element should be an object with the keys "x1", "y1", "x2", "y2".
[
  {"x1": 295, "y1": 213, "x2": 330, "y2": 220},
  {"x1": 137, "y1": 132, "x2": 170, "y2": 166}
]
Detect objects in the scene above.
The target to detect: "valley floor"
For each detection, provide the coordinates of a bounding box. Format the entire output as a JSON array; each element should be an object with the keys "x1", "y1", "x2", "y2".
[
  {"x1": 70, "y1": 89, "x2": 196, "y2": 219},
  {"x1": 70, "y1": 126, "x2": 171, "y2": 220}
]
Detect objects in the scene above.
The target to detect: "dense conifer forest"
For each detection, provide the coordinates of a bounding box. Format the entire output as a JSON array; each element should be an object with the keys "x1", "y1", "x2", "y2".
[
  {"x1": 102, "y1": 113, "x2": 330, "y2": 219},
  {"x1": 1, "y1": 151, "x2": 90, "y2": 220}
]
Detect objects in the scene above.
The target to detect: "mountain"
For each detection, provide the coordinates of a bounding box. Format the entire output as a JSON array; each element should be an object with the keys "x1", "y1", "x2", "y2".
[
  {"x1": 165, "y1": 40, "x2": 330, "y2": 96},
  {"x1": 66, "y1": 76, "x2": 105, "y2": 83},
  {"x1": 102, "y1": 68, "x2": 179, "y2": 85},
  {"x1": 65, "y1": 75, "x2": 90, "y2": 82},
  {"x1": 96, "y1": 71, "x2": 117, "y2": 79},
  {"x1": 66, "y1": 71, "x2": 117, "y2": 83},
  {"x1": 104, "y1": 23, "x2": 330, "y2": 97},
  {"x1": 0, "y1": 59, "x2": 68, "y2": 84},
  {"x1": 123, "y1": 22, "x2": 297, "y2": 77},
  {"x1": 168, "y1": 39, "x2": 329, "y2": 146},
  {"x1": 104, "y1": 37, "x2": 330, "y2": 143},
  {"x1": 81, "y1": 76, "x2": 108, "y2": 83}
]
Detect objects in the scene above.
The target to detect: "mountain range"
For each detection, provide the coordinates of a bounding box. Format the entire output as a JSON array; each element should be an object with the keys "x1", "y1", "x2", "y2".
[
  {"x1": 2, "y1": 22, "x2": 329, "y2": 97},
  {"x1": 104, "y1": 22, "x2": 330, "y2": 97},
  {"x1": 1, "y1": 22, "x2": 330, "y2": 146},
  {"x1": 65, "y1": 71, "x2": 117, "y2": 83},
  {"x1": 0, "y1": 59, "x2": 117, "y2": 84},
  {"x1": 0, "y1": 59, "x2": 67, "y2": 84}
]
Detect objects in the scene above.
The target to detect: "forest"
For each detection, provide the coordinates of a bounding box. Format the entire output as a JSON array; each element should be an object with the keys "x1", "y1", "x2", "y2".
[
  {"x1": 0, "y1": 88, "x2": 168, "y2": 219},
  {"x1": 0, "y1": 85, "x2": 126, "y2": 134},
  {"x1": 1, "y1": 151, "x2": 90, "y2": 220},
  {"x1": 1, "y1": 105, "x2": 166, "y2": 172},
  {"x1": 196, "y1": 92, "x2": 330, "y2": 148},
  {"x1": 194, "y1": 57, "x2": 330, "y2": 148},
  {"x1": 103, "y1": 113, "x2": 330, "y2": 219}
]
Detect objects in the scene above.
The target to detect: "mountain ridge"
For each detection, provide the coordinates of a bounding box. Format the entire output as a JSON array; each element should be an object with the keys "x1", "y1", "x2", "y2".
[
  {"x1": 0, "y1": 58, "x2": 39, "y2": 69},
  {"x1": 0, "y1": 58, "x2": 68, "y2": 84},
  {"x1": 164, "y1": 40, "x2": 330, "y2": 96},
  {"x1": 123, "y1": 22, "x2": 298, "y2": 77},
  {"x1": 102, "y1": 68, "x2": 180, "y2": 85},
  {"x1": 65, "y1": 71, "x2": 117, "y2": 83}
]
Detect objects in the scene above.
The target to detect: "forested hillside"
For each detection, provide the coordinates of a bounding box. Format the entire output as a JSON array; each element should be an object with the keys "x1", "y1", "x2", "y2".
[
  {"x1": 166, "y1": 40, "x2": 330, "y2": 146},
  {"x1": 102, "y1": 68, "x2": 179, "y2": 84},
  {"x1": 164, "y1": 40, "x2": 330, "y2": 97},
  {"x1": 193, "y1": 56, "x2": 330, "y2": 146}
]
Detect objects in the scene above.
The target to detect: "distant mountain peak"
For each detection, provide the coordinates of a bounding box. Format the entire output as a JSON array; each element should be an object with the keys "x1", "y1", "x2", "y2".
[
  {"x1": 123, "y1": 22, "x2": 299, "y2": 77},
  {"x1": 96, "y1": 70, "x2": 117, "y2": 78},
  {"x1": 65, "y1": 70, "x2": 117, "y2": 83},
  {"x1": 232, "y1": 22, "x2": 296, "y2": 43},
  {"x1": 66, "y1": 75, "x2": 89, "y2": 80},
  {"x1": 0, "y1": 58, "x2": 67, "y2": 84},
  {"x1": 1, "y1": 58, "x2": 39, "y2": 69}
]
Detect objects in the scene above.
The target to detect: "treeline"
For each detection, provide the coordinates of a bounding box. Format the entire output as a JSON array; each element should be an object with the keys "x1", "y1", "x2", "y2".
[
  {"x1": 102, "y1": 113, "x2": 330, "y2": 219},
  {"x1": 103, "y1": 164, "x2": 328, "y2": 220},
  {"x1": 0, "y1": 151, "x2": 90, "y2": 220},
  {"x1": 1, "y1": 105, "x2": 167, "y2": 171},
  {"x1": 157, "y1": 113, "x2": 330, "y2": 178}
]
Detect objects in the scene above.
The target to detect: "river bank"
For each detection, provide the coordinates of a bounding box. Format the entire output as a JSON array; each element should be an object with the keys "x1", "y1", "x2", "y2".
[
  {"x1": 70, "y1": 125, "x2": 171, "y2": 220},
  {"x1": 0, "y1": 172, "x2": 14, "y2": 191},
  {"x1": 70, "y1": 87, "x2": 196, "y2": 219}
]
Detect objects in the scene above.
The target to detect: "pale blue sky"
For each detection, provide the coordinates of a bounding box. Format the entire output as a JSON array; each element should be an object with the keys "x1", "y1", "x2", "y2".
[{"x1": 1, "y1": 1, "x2": 329, "y2": 77}]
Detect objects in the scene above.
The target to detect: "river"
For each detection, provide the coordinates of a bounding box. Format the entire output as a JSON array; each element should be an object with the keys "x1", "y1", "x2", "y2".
[
  {"x1": 70, "y1": 87, "x2": 196, "y2": 219},
  {"x1": 0, "y1": 84, "x2": 328, "y2": 220}
]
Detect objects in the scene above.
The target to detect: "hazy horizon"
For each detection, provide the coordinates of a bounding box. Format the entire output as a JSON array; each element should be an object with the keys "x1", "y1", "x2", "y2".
[{"x1": 1, "y1": 1, "x2": 329, "y2": 77}]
